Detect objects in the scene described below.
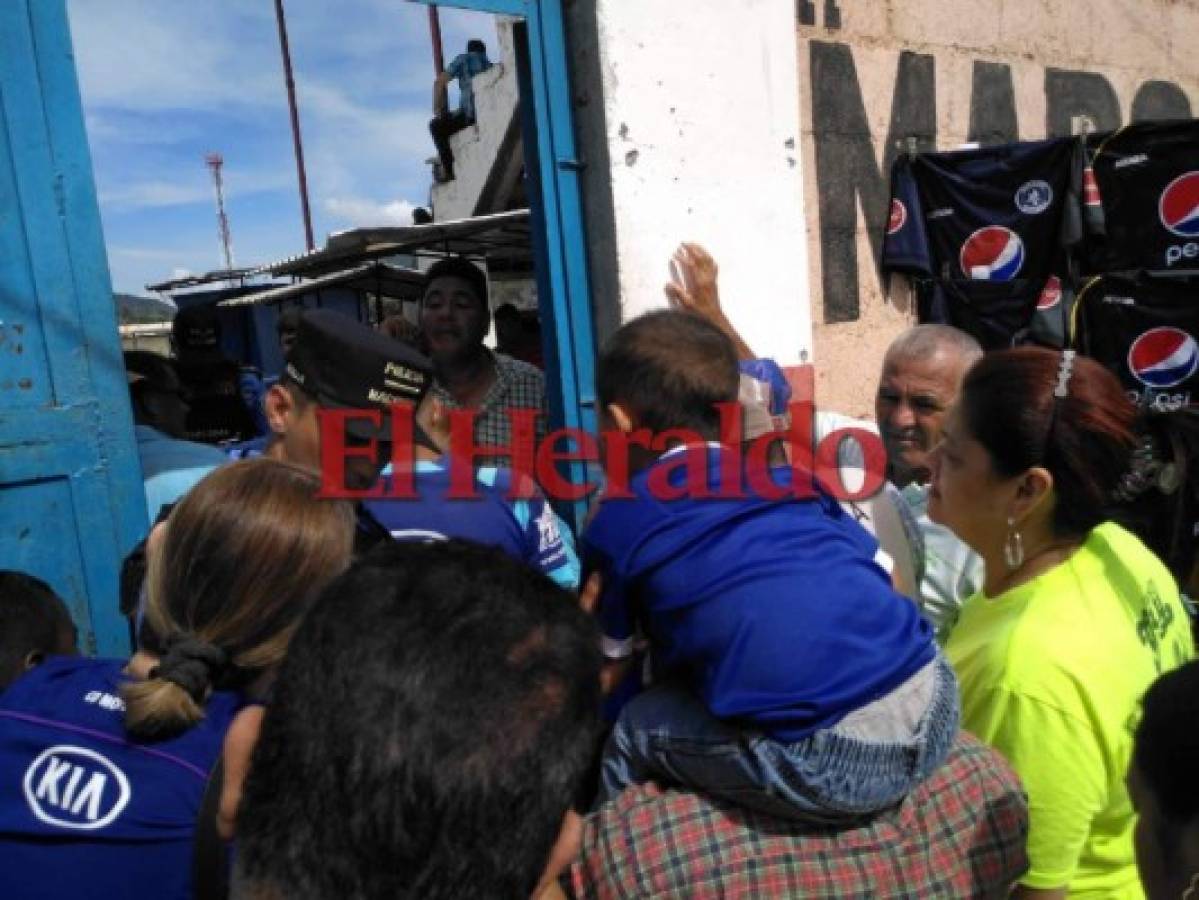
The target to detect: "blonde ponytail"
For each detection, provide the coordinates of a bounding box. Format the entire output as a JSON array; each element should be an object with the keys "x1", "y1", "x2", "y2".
[
  {"x1": 123, "y1": 632, "x2": 229, "y2": 739},
  {"x1": 122, "y1": 677, "x2": 204, "y2": 739},
  {"x1": 129, "y1": 460, "x2": 355, "y2": 740}
]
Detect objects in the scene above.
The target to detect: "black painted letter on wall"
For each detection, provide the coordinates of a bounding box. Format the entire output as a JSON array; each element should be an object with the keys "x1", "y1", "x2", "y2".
[
  {"x1": 1045, "y1": 68, "x2": 1122, "y2": 135},
  {"x1": 810, "y1": 42, "x2": 935, "y2": 322},
  {"x1": 968, "y1": 62, "x2": 1018, "y2": 145}
]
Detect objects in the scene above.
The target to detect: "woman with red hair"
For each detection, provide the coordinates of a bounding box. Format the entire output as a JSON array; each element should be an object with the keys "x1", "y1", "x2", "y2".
[{"x1": 930, "y1": 348, "x2": 1194, "y2": 899}]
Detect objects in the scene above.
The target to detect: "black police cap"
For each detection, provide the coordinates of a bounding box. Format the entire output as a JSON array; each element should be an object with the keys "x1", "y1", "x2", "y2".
[{"x1": 285, "y1": 309, "x2": 433, "y2": 439}]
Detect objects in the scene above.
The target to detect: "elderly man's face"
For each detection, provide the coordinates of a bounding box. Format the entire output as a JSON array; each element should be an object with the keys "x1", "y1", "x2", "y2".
[
  {"x1": 875, "y1": 350, "x2": 967, "y2": 487},
  {"x1": 420, "y1": 276, "x2": 488, "y2": 365}
]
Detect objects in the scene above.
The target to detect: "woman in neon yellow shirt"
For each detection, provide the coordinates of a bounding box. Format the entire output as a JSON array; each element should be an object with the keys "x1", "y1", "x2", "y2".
[{"x1": 930, "y1": 348, "x2": 1194, "y2": 900}]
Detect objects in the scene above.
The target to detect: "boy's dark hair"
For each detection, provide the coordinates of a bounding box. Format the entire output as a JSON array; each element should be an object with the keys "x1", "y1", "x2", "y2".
[
  {"x1": 467, "y1": 38, "x2": 486, "y2": 54},
  {"x1": 0, "y1": 571, "x2": 76, "y2": 691},
  {"x1": 423, "y1": 257, "x2": 489, "y2": 310},
  {"x1": 596, "y1": 309, "x2": 740, "y2": 440},
  {"x1": 234, "y1": 540, "x2": 602, "y2": 900}
]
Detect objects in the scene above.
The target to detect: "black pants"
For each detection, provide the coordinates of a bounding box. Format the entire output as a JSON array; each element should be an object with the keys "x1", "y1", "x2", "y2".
[{"x1": 429, "y1": 111, "x2": 472, "y2": 178}]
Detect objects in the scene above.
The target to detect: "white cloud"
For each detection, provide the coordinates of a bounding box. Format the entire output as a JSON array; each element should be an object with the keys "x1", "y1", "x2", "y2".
[
  {"x1": 67, "y1": 1, "x2": 499, "y2": 290},
  {"x1": 323, "y1": 196, "x2": 417, "y2": 226},
  {"x1": 99, "y1": 181, "x2": 211, "y2": 210},
  {"x1": 66, "y1": 1, "x2": 494, "y2": 118},
  {"x1": 68, "y1": 2, "x2": 280, "y2": 113},
  {"x1": 301, "y1": 83, "x2": 434, "y2": 160},
  {"x1": 98, "y1": 167, "x2": 295, "y2": 212}
]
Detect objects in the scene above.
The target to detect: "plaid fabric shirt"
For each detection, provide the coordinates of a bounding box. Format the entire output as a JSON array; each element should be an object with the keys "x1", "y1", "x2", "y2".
[
  {"x1": 570, "y1": 733, "x2": 1029, "y2": 899},
  {"x1": 432, "y1": 353, "x2": 546, "y2": 468}
]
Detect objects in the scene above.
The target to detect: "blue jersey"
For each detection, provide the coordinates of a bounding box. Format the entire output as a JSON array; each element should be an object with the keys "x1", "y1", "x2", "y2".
[
  {"x1": 1074, "y1": 272, "x2": 1199, "y2": 409},
  {"x1": 881, "y1": 153, "x2": 934, "y2": 275},
  {"x1": 583, "y1": 446, "x2": 935, "y2": 741},
  {"x1": 910, "y1": 137, "x2": 1075, "y2": 284},
  {"x1": 0, "y1": 657, "x2": 242, "y2": 900},
  {"x1": 367, "y1": 461, "x2": 581, "y2": 590},
  {"x1": 1085, "y1": 120, "x2": 1199, "y2": 273},
  {"x1": 883, "y1": 139, "x2": 1077, "y2": 349}
]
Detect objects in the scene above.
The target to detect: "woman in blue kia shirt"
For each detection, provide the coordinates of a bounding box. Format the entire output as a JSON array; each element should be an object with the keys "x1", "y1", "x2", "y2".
[{"x1": 0, "y1": 459, "x2": 355, "y2": 900}]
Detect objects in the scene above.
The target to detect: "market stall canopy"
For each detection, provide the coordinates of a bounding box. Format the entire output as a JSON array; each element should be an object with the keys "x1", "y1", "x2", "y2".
[
  {"x1": 261, "y1": 208, "x2": 531, "y2": 279},
  {"x1": 145, "y1": 268, "x2": 261, "y2": 294},
  {"x1": 216, "y1": 261, "x2": 425, "y2": 308}
]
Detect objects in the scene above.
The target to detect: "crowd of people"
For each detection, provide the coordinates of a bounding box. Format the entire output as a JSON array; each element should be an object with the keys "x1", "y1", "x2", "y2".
[{"x1": 1, "y1": 242, "x2": 1198, "y2": 899}]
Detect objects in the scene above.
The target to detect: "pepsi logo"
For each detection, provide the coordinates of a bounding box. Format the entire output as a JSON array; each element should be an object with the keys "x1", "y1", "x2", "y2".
[
  {"x1": 1159, "y1": 172, "x2": 1199, "y2": 238},
  {"x1": 887, "y1": 199, "x2": 907, "y2": 235},
  {"x1": 1015, "y1": 180, "x2": 1053, "y2": 215},
  {"x1": 1128, "y1": 327, "x2": 1199, "y2": 390},
  {"x1": 23, "y1": 745, "x2": 131, "y2": 831},
  {"x1": 959, "y1": 227, "x2": 1025, "y2": 281},
  {"x1": 1037, "y1": 276, "x2": 1062, "y2": 311}
]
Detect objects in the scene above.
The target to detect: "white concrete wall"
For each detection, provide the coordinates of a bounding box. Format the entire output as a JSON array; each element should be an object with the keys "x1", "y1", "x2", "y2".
[
  {"x1": 431, "y1": 18, "x2": 520, "y2": 221},
  {"x1": 573, "y1": 0, "x2": 813, "y2": 366}
]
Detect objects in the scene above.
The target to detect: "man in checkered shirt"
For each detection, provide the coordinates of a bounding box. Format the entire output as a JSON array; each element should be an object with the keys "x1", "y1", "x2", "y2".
[
  {"x1": 420, "y1": 256, "x2": 546, "y2": 468},
  {"x1": 569, "y1": 733, "x2": 1029, "y2": 899}
]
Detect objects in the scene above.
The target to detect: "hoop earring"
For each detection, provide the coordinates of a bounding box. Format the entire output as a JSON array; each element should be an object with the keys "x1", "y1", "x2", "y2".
[
  {"x1": 1184, "y1": 871, "x2": 1199, "y2": 900},
  {"x1": 1004, "y1": 518, "x2": 1025, "y2": 571}
]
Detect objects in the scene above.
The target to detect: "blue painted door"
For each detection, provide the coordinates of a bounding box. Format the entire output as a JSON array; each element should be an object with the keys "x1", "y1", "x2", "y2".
[
  {"x1": 0, "y1": 1, "x2": 149, "y2": 656},
  {"x1": 412, "y1": 0, "x2": 598, "y2": 530}
]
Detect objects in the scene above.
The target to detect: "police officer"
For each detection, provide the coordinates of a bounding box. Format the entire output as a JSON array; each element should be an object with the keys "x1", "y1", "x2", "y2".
[{"x1": 257, "y1": 309, "x2": 435, "y2": 553}]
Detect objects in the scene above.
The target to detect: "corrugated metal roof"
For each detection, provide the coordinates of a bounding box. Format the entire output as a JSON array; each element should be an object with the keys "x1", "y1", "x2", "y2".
[
  {"x1": 262, "y1": 208, "x2": 531, "y2": 278},
  {"x1": 217, "y1": 261, "x2": 425, "y2": 308},
  {"x1": 145, "y1": 267, "x2": 261, "y2": 293}
]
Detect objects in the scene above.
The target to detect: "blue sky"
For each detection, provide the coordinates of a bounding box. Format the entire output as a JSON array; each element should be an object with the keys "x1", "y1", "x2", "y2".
[{"x1": 67, "y1": 0, "x2": 497, "y2": 295}]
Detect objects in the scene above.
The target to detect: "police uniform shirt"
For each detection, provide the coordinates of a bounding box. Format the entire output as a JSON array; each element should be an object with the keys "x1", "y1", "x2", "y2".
[
  {"x1": 367, "y1": 461, "x2": 581, "y2": 590},
  {"x1": 0, "y1": 657, "x2": 242, "y2": 900}
]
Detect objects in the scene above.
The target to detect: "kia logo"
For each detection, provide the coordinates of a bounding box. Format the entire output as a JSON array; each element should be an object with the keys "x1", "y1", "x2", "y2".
[{"x1": 23, "y1": 746, "x2": 132, "y2": 830}]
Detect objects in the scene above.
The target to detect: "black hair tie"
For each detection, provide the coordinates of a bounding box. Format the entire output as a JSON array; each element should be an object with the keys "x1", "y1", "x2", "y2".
[{"x1": 150, "y1": 633, "x2": 230, "y2": 704}]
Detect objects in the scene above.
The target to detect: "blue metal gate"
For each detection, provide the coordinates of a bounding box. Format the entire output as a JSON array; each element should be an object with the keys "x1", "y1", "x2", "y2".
[
  {"x1": 412, "y1": 0, "x2": 597, "y2": 530},
  {"x1": 0, "y1": 1, "x2": 149, "y2": 656}
]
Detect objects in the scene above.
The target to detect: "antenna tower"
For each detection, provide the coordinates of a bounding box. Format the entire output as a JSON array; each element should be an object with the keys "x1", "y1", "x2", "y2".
[{"x1": 204, "y1": 153, "x2": 235, "y2": 272}]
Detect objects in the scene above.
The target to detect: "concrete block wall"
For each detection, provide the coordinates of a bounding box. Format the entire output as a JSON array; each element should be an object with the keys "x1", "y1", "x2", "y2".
[{"x1": 800, "y1": 0, "x2": 1199, "y2": 416}]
